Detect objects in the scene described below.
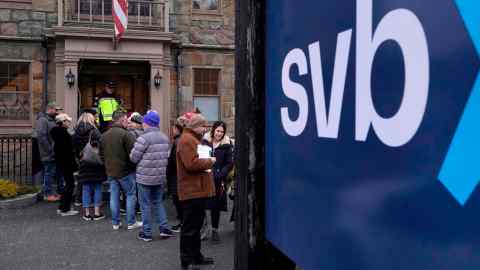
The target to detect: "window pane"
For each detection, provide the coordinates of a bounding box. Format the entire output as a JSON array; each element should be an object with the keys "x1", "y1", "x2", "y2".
[
  {"x1": 0, "y1": 92, "x2": 30, "y2": 121},
  {"x1": 193, "y1": 0, "x2": 219, "y2": 10},
  {"x1": 0, "y1": 62, "x2": 30, "y2": 121},
  {"x1": 0, "y1": 63, "x2": 7, "y2": 77},
  {"x1": 0, "y1": 78, "x2": 11, "y2": 91},
  {"x1": 193, "y1": 96, "x2": 219, "y2": 121},
  {"x1": 194, "y1": 69, "x2": 219, "y2": 95}
]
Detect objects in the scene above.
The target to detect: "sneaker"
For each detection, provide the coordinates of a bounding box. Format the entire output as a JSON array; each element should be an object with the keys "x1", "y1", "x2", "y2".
[
  {"x1": 45, "y1": 195, "x2": 60, "y2": 202},
  {"x1": 127, "y1": 221, "x2": 143, "y2": 230},
  {"x1": 137, "y1": 232, "x2": 153, "y2": 242},
  {"x1": 159, "y1": 228, "x2": 174, "y2": 238},
  {"x1": 201, "y1": 227, "x2": 211, "y2": 241},
  {"x1": 93, "y1": 214, "x2": 105, "y2": 221},
  {"x1": 113, "y1": 223, "x2": 122, "y2": 230},
  {"x1": 59, "y1": 210, "x2": 79, "y2": 216},
  {"x1": 74, "y1": 202, "x2": 82, "y2": 207},
  {"x1": 171, "y1": 223, "x2": 182, "y2": 233},
  {"x1": 83, "y1": 215, "x2": 93, "y2": 221}
]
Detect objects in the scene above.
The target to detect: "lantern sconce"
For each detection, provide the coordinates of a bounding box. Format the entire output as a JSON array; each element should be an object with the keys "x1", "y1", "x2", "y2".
[
  {"x1": 65, "y1": 69, "x2": 75, "y2": 88},
  {"x1": 154, "y1": 70, "x2": 162, "y2": 89}
]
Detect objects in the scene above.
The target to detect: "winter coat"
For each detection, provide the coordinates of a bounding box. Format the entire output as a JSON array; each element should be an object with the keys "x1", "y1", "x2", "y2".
[
  {"x1": 176, "y1": 128, "x2": 215, "y2": 201},
  {"x1": 76, "y1": 159, "x2": 107, "y2": 184},
  {"x1": 130, "y1": 127, "x2": 169, "y2": 186},
  {"x1": 73, "y1": 122, "x2": 101, "y2": 159},
  {"x1": 203, "y1": 133, "x2": 234, "y2": 211},
  {"x1": 99, "y1": 123, "x2": 136, "y2": 179},
  {"x1": 50, "y1": 125, "x2": 78, "y2": 174},
  {"x1": 128, "y1": 128, "x2": 144, "y2": 139},
  {"x1": 166, "y1": 135, "x2": 180, "y2": 196},
  {"x1": 35, "y1": 113, "x2": 57, "y2": 162}
]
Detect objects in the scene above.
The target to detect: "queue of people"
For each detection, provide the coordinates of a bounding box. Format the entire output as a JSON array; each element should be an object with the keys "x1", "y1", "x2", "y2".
[{"x1": 34, "y1": 97, "x2": 234, "y2": 270}]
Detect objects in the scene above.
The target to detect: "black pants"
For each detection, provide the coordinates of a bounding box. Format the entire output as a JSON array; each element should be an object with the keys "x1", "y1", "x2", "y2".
[
  {"x1": 180, "y1": 198, "x2": 206, "y2": 266},
  {"x1": 172, "y1": 194, "x2": 183, "y2": 223},
  {"x1": 58, "y1": 169, "x2": 75, "y2": 212},
  {"x1": 211, "y1": 210, "x2": 220, "y2": 229}
]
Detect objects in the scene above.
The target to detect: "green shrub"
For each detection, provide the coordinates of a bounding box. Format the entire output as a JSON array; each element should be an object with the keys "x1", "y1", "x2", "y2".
[
  {"x1": 0, "y1": 179, "x2": 17, "y2": 199},
  {"x1": 0, "y1": 180, "x2": 39, "y2": 199}
]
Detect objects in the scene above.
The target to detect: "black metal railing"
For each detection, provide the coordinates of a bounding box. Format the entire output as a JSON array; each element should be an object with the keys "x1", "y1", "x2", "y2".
[{"x1": 0, "y1": 134, "x2": 32, "y2": 186}]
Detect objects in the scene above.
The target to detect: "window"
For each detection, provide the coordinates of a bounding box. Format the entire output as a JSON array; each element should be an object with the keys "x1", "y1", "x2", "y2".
[
  {"x1": 75, "y1": 0, "x2": 152, "y2": 17},
  {"x1": 0, "y1": 62, "x2": 30, "y2": 122},
  {"x1": 193, "y1": 68, "x2": 220, "y2": 121},
  {"x1": 193, "y1": 0, "x2": 219, "y2": 11},
  {"x1": 0, "y1": 0, "x2": 31, "y2": 3}
]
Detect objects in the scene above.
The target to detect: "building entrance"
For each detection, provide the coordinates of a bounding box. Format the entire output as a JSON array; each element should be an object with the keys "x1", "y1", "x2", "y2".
[{"x1": 78, "y1": 60, "x2": 150, "y2": 115}]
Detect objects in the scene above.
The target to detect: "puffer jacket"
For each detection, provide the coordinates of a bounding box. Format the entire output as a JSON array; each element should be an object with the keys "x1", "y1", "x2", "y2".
[{"x1": 129, "y1": 127, "x2": 170, "y2": 186}]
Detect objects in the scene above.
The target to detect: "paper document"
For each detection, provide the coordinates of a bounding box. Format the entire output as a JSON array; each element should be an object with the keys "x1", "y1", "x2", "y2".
[{"x1": 197, "y1": 144, "x2": 212, "y2": 159}]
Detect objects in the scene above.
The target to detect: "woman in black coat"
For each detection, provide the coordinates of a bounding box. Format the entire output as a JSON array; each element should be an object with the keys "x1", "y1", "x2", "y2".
[
  {"x1": 72, "y1": 112, "x2": 99, "y2": 206},
  {"x1": 202, "y1": 121, "x2": 233, "y2": 243},
  {"x1": 76, "y1": 128, "x2": 106, "y2": 221},
  {"x1": 166, "y1": 122, "x2": 184, "y2": 232},
  {"x1": 50, "y1": 113, "x2": 78, "y2": 216}
]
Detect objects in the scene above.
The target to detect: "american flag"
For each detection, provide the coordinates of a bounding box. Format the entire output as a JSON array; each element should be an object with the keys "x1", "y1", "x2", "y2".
[{"x1": 112, "y1": 0, "x2": 128, "y2": 40}]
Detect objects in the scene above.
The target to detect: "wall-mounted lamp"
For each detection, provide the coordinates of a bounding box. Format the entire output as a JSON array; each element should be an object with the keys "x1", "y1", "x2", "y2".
[
  {"x1": 154, "y1": 71, "x2": 162, "y2": 89},
  {"x1": 65, "y1": 69, "x2": 75, "y2": 88}
]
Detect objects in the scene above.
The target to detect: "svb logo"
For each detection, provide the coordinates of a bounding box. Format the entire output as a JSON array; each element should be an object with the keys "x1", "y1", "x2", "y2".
[{"x1": 280, "y1": 0, "x2": 429, "y2": 147}]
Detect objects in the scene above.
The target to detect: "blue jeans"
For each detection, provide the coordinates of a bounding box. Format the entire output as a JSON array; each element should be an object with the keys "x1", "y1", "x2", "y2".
[
  {"x1": 82, "y1": 182, "x2": 102, "y2": 208},
  {"x1": 109, "y1": 174, "x2": 137, "y2": 226},
  {"x1": 42, "y1": 161, "x2": 56, "y2": 196},
  {"x1": 138, "y1": 183, "x2": 169, "y2": 237}
]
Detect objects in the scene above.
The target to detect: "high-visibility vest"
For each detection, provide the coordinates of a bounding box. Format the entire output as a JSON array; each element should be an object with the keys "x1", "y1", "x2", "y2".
[{"x1": 98, "y1": 97, "x2": 119, "y2": 122}]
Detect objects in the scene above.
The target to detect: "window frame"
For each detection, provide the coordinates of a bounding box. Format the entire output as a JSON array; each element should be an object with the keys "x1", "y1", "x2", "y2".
[
  {"x1": 192, "y1": 67, "x2": 222, "y2": 122},
  {"x1": 0, "y1": 0, "x2": 31, "y2": 3},
  {"x1": 0, "y1": 60, "x2": 33, "y2": 127},
  {"x1": 0, "y1": 0, "x2": 32, "y2": 9},
  {"x1": 191, "y1": 0, "x2": 222, "y2": 16}
]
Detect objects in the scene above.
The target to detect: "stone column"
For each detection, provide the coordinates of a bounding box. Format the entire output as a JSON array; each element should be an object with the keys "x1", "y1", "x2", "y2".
[
  {"x1": 150, "y1": 61, "x2": 171, "y2": 134},
  {"x1": 62, "y1": 60, "x2": 79, "y2": 123}
]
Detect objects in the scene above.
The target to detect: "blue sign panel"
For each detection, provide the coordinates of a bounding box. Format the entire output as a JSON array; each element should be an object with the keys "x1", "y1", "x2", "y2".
[{"x1": 265, "y1": 1, "x2": 480, "y2": 270}]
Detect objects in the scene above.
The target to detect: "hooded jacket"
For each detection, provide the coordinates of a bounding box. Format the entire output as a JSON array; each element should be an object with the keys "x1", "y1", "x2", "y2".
[{"x1": 35, "y1": 112, "x2": 57, "y2": 162}]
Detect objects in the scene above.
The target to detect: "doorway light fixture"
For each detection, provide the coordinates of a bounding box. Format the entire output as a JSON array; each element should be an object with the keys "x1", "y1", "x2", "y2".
[
  {"x1": 65, "y1": 69, "x2": 75, "y2": 88},
  {"x1": 154, "y1": 71, "x2": 162, "y2": 89}
]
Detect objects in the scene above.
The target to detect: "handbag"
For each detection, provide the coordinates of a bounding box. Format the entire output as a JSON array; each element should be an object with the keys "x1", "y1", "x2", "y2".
[{"x1": 80, "y1": 133, "x2": 103, "y2": 165}]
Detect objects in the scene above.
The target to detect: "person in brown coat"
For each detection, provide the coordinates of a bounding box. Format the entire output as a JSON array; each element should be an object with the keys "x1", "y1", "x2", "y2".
[{"x1": 176, "y1": 112, "x2": 216, "y2": 270}]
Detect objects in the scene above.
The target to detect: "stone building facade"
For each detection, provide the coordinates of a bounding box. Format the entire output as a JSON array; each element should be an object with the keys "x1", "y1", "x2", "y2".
[{"x1": 0, "y1": 0, "x2": 235, "y2": 135}]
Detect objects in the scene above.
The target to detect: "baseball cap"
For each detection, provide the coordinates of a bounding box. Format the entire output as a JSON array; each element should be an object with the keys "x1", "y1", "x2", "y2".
[{"x1": 47, "y1": 101, "x2": 63, "y2": 110}]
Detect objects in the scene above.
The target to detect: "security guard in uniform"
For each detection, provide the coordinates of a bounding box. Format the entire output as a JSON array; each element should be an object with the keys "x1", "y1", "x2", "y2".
[{"x1": 94, "y1": 80, "x2": 122, "y2": 133}]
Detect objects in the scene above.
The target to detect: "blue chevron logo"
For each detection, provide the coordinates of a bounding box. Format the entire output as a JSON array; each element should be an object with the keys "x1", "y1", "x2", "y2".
[{"x1": 438, "y1": 0, "x2": 480, "y2": 206}]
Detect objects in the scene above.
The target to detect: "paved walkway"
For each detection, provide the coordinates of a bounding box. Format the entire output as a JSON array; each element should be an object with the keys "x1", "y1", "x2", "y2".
[{"x1": 0, "y1": 200, "x2": 234, "y2": 270}]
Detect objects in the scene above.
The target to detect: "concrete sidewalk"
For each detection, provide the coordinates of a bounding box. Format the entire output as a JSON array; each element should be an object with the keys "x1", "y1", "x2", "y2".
[{"x1": 0, "y1": 200, "x2": 234, "y2": 270}]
